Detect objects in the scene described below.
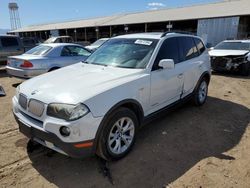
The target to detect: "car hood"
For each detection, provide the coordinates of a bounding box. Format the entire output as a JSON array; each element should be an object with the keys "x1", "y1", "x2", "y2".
[
  {"x1": 209, "y1": 49, "x2": 249, "y2": 57},
  {"x1": 19, "y1": 63, "x2": 145, "y2": 104}
]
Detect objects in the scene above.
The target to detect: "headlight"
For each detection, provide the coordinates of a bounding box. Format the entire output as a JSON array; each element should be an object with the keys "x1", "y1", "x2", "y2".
[{"x1": 47, "y1": 103, "x2": 89, "y2": 121}]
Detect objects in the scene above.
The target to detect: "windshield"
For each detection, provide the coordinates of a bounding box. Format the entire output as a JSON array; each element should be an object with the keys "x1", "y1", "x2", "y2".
[
  {"x1": 85, "y1": 38, "x2": 158, "y2": 69},
  {"x1": 91, "y1": 39, "x2": 108, "y2": 47},
  {"x1": 214, "y1": 42, "x2": 250, "y2": 50},
  {"x1": 25, "y1": 45, "x2": 52, "y2": 55}
]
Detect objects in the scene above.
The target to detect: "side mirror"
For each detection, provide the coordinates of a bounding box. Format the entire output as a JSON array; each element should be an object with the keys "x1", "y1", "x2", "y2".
[{"x1": 158, "y1": 59, "x2": 175, "y2": 69}]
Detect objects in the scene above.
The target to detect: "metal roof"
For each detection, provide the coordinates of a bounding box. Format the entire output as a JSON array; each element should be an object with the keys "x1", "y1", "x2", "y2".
[{"x1": 10, "y1": 0, "x2": 250, "y2": 33}]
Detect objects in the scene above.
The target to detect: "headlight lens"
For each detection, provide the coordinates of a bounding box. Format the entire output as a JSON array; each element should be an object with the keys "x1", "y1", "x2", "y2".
[{"x1": 47, "y1": 103, "x2": 89, "y2": 121}]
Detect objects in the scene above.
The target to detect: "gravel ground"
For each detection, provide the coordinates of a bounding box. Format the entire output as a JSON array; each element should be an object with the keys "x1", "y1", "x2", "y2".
[{"x1": 0, "y1": 69, "x2": 249, "y2": 188}]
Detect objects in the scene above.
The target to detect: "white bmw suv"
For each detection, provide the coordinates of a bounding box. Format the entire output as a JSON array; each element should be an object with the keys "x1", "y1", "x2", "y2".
[{"x1": 13, "y1": 32, "x2": 211, "y2": 160}]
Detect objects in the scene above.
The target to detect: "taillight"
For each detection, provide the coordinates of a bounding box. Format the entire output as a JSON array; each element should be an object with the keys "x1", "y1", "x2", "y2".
[{"x1": 20, "y1": 60, "x2": 33, "y2": 68}]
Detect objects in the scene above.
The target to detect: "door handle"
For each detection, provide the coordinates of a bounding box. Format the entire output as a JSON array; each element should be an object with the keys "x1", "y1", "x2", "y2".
[{"x1": 178, "y1": 73, "x2": 183, "y2": 79}]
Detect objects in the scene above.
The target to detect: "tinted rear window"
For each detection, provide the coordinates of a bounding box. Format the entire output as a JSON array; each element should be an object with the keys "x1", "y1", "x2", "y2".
[
  {"x1": 178, "y1": 37, "x2": 199, "y2": 61},
  {"x1": 1, "y1": 37, "x2": 19, "y2": 47}
]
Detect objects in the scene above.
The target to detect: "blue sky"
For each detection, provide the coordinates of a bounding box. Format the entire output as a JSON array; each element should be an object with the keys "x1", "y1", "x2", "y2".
[{"x1": 0, "y1": 0, "x2": 220, "y2": 29}]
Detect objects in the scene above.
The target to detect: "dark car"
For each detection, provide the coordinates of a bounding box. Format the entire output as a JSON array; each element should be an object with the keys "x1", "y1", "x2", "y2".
[{"x1": 0, "y1": 35, "x2": 24, "y2": 65}]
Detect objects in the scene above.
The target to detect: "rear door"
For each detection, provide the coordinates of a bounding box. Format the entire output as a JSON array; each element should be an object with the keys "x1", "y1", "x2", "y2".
[{"x1": 177, "y1": 37, "x2": 203, "y2": 98}]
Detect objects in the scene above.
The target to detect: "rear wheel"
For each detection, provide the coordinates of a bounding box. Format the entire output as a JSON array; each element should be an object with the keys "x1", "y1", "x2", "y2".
[
  {"x1": 193, "y1": 78, "x2": 208, "y2": 106},
  {"x1": 96, "y1": 107, "x2": 138, "y2": 161}
]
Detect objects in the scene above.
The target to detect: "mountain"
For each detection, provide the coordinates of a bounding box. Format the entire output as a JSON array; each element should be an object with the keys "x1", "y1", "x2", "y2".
[{"x1": 0, "y1": 29, "x2": 10, "y2": 34}]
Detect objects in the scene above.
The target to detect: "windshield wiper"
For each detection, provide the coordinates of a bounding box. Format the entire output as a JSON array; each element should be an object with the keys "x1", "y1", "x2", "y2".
[
  {"x1": 90, "y1": 62, "x2": 108, "y2": 67},
  {"x1": 82, "y1": 61, "x2": 89, "y2": 64}
]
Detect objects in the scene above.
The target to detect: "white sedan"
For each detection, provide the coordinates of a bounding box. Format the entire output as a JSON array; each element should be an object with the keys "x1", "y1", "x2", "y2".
[{"x1": 6, "y1": 43, "x2": 91, "y2": 78}]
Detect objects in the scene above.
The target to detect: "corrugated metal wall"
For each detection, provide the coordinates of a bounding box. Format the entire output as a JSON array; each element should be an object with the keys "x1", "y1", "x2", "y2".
[{"x1": 197, "y1": 17, "x2": 239, "y2": 47}]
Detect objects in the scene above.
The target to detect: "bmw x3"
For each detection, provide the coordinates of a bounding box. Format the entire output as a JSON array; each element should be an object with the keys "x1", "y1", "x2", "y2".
[{"x1": 13, "y1": 32, "x2": 211, "y2": 160}]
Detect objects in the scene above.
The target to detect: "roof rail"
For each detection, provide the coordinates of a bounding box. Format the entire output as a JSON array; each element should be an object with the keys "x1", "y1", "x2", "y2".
[{"x1": 161, "y1": 30, "x2": 196, "y2": 37}]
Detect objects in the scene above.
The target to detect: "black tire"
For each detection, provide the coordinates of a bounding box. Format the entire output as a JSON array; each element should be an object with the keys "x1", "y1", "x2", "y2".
[
  {"x1": 96, "y1": 107, "x2": 138, "y2": 161},
  {"x1": 193, "y1": 77, "x2": 208, "y2": 106},
  {"x1": 240, "y1": 62, "x2": 250, "y2": 76}
]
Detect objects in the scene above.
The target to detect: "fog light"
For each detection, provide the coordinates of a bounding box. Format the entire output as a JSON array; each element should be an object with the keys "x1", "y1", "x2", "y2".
[{"x1": 60, "y1": 126, "x2": 71, "y2": 137}]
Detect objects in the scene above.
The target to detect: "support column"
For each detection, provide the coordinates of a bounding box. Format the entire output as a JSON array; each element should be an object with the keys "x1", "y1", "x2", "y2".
[
  {"x1": 74, "y1": 29, "x2": 77, "y2": 42},
  {"x1": 110, "y1": 26, "x2": 112, "y2": 37},
  {"x1": 84, "y1": 28, "x2": 87, "y2": 41},
  {"x1": 145, "y1": 23, "x2": 148, "y2": 32}
]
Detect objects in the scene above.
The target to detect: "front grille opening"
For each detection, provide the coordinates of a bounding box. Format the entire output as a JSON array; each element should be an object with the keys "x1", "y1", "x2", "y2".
[{"x1": 20, "y1": 111, "x2": 43, "y2": 127}]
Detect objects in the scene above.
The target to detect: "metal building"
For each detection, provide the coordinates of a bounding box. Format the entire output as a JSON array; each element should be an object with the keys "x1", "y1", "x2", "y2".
[{"x1": 9, "y1": 0, "x2": 250, "y2": 46}]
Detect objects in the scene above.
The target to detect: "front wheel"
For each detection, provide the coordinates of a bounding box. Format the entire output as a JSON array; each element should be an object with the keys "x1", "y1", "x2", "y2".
[
  {"x1": 240, "y1": 62, "x2": 250, "y2": 76},
  {"x1": 96, "y1": 107, "x2": 138, "y2": 161},
  {"x1": 193, "y1": 78, "x2": 208, "y2": 106}
]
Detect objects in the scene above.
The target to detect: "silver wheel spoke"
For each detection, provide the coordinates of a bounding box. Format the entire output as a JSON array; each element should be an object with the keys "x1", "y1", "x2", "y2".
[
  {"x1": 109, "y1": 134, "x2": 116, "y2": 145},
  {"x1": 122, "y1": 121, "x2": 133, "y2": 133},
  {"x1": 114, "y1": 139, "x2": 121, "y2": 153},
  {"x1": 121, "y1": 137, "x2": 129, "y2": 147},
  {"x1": 123, "y1": 134, "x2": 133, "y2": 142}
]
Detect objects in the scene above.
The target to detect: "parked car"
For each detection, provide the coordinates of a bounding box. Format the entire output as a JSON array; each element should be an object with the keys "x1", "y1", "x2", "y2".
[
  {"x1": 0, "y1": 35, "x2": 24, "y2": 65},
  {"x1": 85, "y1": 38, "x2": 109, "y2": 51},
  {"x1": 6, "y1": 43, "x2": 91, "y2": 78},
  {"x1": 44, "y1": 36, "x2": 74, "y2": 44},
  {"x1": 21, "y1": 37, "x2": 41, "y2": 51},
  {"x1": 13, "y1": 32, "x2": 211, "y2": 160},
  {"x1": 209, "y1": 40, "x2": 250, "y2": 76}
]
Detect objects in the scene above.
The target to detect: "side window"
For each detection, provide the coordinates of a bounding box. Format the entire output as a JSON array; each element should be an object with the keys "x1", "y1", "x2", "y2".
[
  {"x1": 61, "y1": 46, "x2": 71, "y2": 56},
  {"x1": 1, "y1": 37, "x2": 19, "y2": 47},
  {"x1": 178, "y1": 37, "x2": 199, "y2": 62},
  {"x1": 153, "y1": 37, "x2": 179, "y2": 70},
  {"x1": 194, "y1": 38, "x2": 206, "y2": 54},
  {"x1": 61, "y1": 46, "x2": 91, "y2": 56}
]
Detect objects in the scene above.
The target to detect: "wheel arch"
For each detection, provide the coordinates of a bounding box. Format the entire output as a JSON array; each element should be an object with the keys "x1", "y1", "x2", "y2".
[
  {"x1": 93, "y1": 99, "x2": 144, "y2": 151},
  {"x1": 195, "y1": 71, "x2": 211, "y2": 91},
  {"x1": 48, "y1": 66, "x2": 60, "y2": 72}
]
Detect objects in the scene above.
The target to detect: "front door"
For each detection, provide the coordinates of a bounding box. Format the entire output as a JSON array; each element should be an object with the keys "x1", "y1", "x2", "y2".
[{"x1": 149, "y1": 37, "x2": 184, "y2": 113}]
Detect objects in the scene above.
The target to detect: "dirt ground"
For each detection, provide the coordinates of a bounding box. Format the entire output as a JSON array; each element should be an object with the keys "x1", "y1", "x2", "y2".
[{"x1": 0, "y1": 69, "x2": 249, "y2": 188}]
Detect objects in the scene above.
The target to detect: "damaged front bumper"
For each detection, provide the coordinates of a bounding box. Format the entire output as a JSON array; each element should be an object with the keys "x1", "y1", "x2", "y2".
[{"x1": 211, "y1": 56, "x2": 248, "y2": 71}]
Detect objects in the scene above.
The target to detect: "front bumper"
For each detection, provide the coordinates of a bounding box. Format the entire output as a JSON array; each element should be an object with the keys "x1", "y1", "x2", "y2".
[
  {"x1": 13, "y1": 96, "x2": 103, "y2": 158},
  {"x1": 211, "y1": 56, "x2": 247, "y2": 71},
  {"x1": 14, "y1": 113, "x2": 94, "y2": 158},
  {"x1": 6, "y1": 66, "x2": 47, "y2": 78}
]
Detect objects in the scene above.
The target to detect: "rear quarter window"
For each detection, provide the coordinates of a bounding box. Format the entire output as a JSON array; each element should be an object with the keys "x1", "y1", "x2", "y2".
[
  {"x1": 194, "y1": 38, "x2": 206, "y2": 54},
  {"x1": 1, "y1": 37, "x2": 19, "y2": 47}
]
